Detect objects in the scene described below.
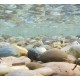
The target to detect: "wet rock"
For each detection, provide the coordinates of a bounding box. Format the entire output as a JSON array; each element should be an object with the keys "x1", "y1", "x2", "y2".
[
  {"x1": 26, "y1": 62, "x2": 43, "y2": 70},
  {"x1": 0, "y1": 45, "x2": 20, "y2": 57},
  {"x1": 42, "y1": 62, "x2": 80, "y2": 76},
  {"x1": 10, "y1": 66, "x2": 29, "y2": 71},
  {"x1": 27, "y1": 48, "x2": 39, "y2": 61},
  {"x1": 0, "y1": 56, "x2": 31, "y2": 66},
  {"x1": 6, "y1": 69, "x2": 42, "y2": 76},
  {"x1": 39, "y1": 49, "x2": 68, "y2": 62},
  {"x1": 34, "y1": 67, "x2": 54, "y2": 76},
  {"x1": 12, "y1": 44, "x2": 28, "y2": 56},
  {"x1": 27, "y1": 47, "x2": 46, "y2": 61},
  {"x1": 34, "y1": 47, "x2": 46, "y2": 54},
  {"x1": 0, "y1": 64, "x2": 11, "y2": 76}
]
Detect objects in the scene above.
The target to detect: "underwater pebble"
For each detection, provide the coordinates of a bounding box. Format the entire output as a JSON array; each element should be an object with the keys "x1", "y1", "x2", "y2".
[
  {"x1": 10, "y1": 66, "x2": 29, "y2": 71},
  {"x1": 0, "y1": 64, "x2": 11, "y2": 76},
  {"x1": 42, "y1": 62, "x2": 80, "y2": 76},
  {"x1": 26, "y1": 62, "x2": 43, "y2": 70},
  {"x1": 6, "y1": 69, "x2": 42, "y2": 76},
  {"x1": 0, "y1": 56, "x2": 31, "y2": 66},
  {"x1": 34, "y1": 67, "x2": 54, "y2": 76},
  {"x1": 39, "y1": 49, "x2": 68, "y2": 62},
  {"x1": 12, "y1": 44, "x2": 28, "y2": 56},
  {"x1": 0, "y1": 45, "x2": 20, "y2": 57}
]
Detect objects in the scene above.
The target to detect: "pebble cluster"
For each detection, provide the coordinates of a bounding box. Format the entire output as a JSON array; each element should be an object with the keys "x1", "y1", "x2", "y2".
[{"x1": 0, "y1": 35, "x2": 80, "y2": 76}]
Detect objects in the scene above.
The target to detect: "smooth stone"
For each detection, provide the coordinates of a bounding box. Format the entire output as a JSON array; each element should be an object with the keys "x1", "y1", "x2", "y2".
[
  {"x1": 27, "y1": 48, "x2": 39, "y2": 61},
  {"x1": 0, "y1": 56, "x2": 31, "y2": 66},
  {"x1": 12, "y1": 44, "x2": 28, "y2": 56},
  {"x1": 39, "y1": 49, "x2": 68, "y2": 62},
  {"x1": 0, "y1": 64, "x2": 11, "y2": 76},
  {"x1": 10, "y1": 66, "x2": 29, "y2": 71},
  {"x1": 34, "y1": 67, "x2": 54, "y2": 76},
  {"x1": 34, "y1": 47, "x2": 46, "y2": 54},
  {"x1": 26, "y1": 62, "x2": 43, "y2": 70},
  {"x1": 42, "y1": 62, "x2": 80, "y2": 76},
  {"x1": 69, "y1": 45, "x2": 80, "y2": 58},
  {"x1": 27, "y1": 47, "x2": 46, "y2": 61},
  {"x1": 6, "y1": 69, "x2": 42, "y2": 76},
  {"x1": 0, "y1": 45, "x2": 20, "y2": 57}
]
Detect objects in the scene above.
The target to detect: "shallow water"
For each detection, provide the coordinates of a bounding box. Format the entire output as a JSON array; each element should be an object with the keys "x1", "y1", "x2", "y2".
[{"x1": 0, "y1": 4, "x2": 80, "y2": 37}]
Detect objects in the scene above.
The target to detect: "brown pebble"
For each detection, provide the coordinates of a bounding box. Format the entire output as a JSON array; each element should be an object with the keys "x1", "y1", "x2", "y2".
[
  {"x1": 39, "y1": 49, "x2": 68, "y2": 62},
  {"x1": 26, "y1": 62, "x2": 43, "y2": 70}
]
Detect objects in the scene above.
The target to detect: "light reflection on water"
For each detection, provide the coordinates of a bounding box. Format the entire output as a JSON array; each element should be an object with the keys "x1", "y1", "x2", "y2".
[{"x1": 0, "y1": 4, "x2": 80, "y2": 37}]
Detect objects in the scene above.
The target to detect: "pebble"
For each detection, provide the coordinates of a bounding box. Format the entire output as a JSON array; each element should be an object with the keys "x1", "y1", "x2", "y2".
[
  {"x1": 0, "y1": 64, "x2": 11, "y2": 76},
  {"x1": 0, "y1": 45, "x2": 20, "y2": 57},
  {"x1": 34, "y1": 67, "x2": 54, "y2": 76},
  {"x1": 26, "y1": 62, "x2": 43, "y2": 70},
  {"x1": 0, "y1": 56, "x2": 31, "y2": 66},
  {"x1": 42, "y1": 62, "x2": 80, "y2": 76},
  {"x1": 6, "y1": 69, "x2": 42, "y2": 76},
  {"x1": 12, "y1": 44, "x2": 28, "y2": 56},
  {"x1": 39, "y1": 49, "x2": 68, "y2": 62}
]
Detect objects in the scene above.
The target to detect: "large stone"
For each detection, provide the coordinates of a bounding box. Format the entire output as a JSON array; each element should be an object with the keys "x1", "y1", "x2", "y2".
[
  {"x1": 42, "y1": 62, "x2": 80, "y2": 76},
  {"x1": 39, "y1": 49, "x2": 68, "y2": 62},
  {"x1": 6, "y1": 69, "x2": 42, "y2": 76},
  {"x1": 27, "y1": 47, "x2": 46, "y2": 61},
  {"x1": 0, "y1": 56, "x2": 31, "y2": 66},
  {"x1": 0, "y1": 45, "x2": 20, "y2": 57},
  {"x1": 34, "y1": 67, "x2": 54, "y2": 76}
]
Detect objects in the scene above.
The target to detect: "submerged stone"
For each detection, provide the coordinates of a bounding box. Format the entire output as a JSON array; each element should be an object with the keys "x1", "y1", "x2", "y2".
[
  {"x1": 39, "y1": 49, "x2": 68, "y2": 62},
  {"x1": 6, "y1": 69, "x2": 42, "y2": 76},
  {"x1": 26, "y1": 62, "x2": 43, "y2": 70},
  {"x1": 0, "y1": 45, "x2": 20, "y2": 57}
]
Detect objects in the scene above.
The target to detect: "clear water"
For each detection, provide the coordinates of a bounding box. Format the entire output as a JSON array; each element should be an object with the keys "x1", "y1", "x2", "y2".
[{"x1": 0, "y1": 4, "x2": 80, "y2": 37}]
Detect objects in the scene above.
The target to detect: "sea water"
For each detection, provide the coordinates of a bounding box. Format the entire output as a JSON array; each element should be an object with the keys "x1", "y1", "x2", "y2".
[{"x1": 0, "y1": 4, "x2": 80, "y2": 37}]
